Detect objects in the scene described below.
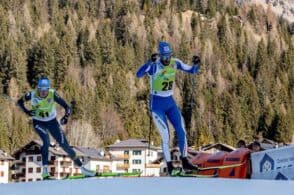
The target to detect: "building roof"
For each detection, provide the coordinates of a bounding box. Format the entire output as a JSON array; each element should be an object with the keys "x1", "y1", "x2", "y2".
[
  {"x1": 13, "y1": 140, "x2": 85, "y2": 158},
  {"x1": 200, "y1": 143, "x2": 235, "y2": 152},
  {"x1": 0, "y1": 150, "x2": 14, "y2": 160},
  {"x1": 107, "y1": 139, "x2": 159, "y2": 150},
  {"x1": 74, "y1": 146, "x2": 112, "y2": 161}
]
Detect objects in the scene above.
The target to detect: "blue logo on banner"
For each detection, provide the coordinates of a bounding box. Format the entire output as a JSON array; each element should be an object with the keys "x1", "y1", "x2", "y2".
[
  {"x1": 275, "y1": 172, "x2": 288, "y2": 180},
  {"x1": 260, "y1": 154, "x2": 274, "y2": 172}
]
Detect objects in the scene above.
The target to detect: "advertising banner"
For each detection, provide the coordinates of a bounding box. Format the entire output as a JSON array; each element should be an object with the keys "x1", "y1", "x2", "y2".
[{"x1": 251, "y1": 146, "x2": 294, "y2": 180}]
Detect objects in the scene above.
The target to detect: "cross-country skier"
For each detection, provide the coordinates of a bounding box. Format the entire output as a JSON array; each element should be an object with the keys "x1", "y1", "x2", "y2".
[
  {"x1": 17, "y1": 77, "x2": 95, "y2": 179},
  {"x1": 136, "y1": 41, "x2": 200, "y2": 175}
]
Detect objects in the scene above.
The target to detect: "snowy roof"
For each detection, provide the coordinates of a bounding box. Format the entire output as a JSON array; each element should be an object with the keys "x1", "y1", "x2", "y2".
[
  {"x1": 73, "y1": 146, "x2": 111, "y2": 161},
  {"x1": 200, "y1": 143, "x2": 235, "y2": 152},
  {"x1": 0, "y1": 150, "x2": 14, "y2": 160},
  {"x1": 107, "y1": 139, "x2": 159, "y2": 149},
  {"x1": 13, "y1": 140, "x2": 85, "y2": 158}
]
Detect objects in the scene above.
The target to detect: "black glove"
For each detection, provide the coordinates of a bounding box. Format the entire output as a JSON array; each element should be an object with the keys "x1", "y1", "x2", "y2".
[
  {"x1": 151, "y1": 53, "x2": 159, "y2": 62},
  {"x1": 192, "y1": 55, "x2": 201, "y2": 65},
  {"x1": 60, "y1": 115, "x2": 69, "y2": 125},
  {"x1": 26, "y1": 110, "x2": 36, "y2": 117}
]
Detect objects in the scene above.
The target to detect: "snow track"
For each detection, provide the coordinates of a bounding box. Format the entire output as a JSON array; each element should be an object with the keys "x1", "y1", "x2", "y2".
[{"x1": 1, "y1": 177, "x2": 293, "y2": 195}]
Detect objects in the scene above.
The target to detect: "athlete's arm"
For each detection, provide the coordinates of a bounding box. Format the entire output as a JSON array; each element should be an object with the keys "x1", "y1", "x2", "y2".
[
  {"x1": 136, "y1": 60, "x2": 158, "y2": 78},
  {"x1": 54, "y1": 91, "x2": 71, "y2": 117},
  {"x1": 174, "y1": 58, "x2": 199, "y2": 74},
  {"x1": 17, "y1": 92, "x2": 33, "y2": 116}
]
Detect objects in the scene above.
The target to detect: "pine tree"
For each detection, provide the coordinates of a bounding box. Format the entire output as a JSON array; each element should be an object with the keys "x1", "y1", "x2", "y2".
[
  {"x1": 97, "y1": 22, "x2": 115, "y2": 65},
  {"x1": 27, "y1": 34, "x2": 56, "y2": 88}
]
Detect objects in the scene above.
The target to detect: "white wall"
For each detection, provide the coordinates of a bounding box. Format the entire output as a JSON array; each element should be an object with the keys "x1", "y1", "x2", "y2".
[
  {"x1": 0, "y1": 161, "x2": 10, "y2": 183},
  {"x1": 109, "y1": 148, "x2": 160, "y2": 176},
  {"x1": 25, "y1": 155, "x2": 42, "y2": 182}
]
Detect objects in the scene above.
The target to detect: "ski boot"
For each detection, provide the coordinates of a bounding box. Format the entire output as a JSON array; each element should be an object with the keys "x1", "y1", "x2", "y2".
[
  {"x1": 166, "y1": 161, "x2": 181, "y2": 176},
  {"x1": 42, "y1": 173, "x2": 54, "y2": 180},
  {"x1": 180, "y1": 156, "x2": 198, "y2": 173}
]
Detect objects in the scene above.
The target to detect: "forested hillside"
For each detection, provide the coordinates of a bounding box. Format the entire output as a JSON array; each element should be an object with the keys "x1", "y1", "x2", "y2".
[{"x1": 0, "y1": 0, "x2": 293, "y2": 153}]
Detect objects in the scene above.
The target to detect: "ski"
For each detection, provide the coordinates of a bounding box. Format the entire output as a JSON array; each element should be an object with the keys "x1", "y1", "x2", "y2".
[
  {"x1": 64, "y1": 172, "x2": 141, "y2": 180},
  {"x1": 170, "y1": 168, "x2": 217, "y2": 178}
]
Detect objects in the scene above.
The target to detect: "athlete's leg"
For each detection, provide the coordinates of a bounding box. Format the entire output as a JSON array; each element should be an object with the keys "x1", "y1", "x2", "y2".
[
  {"x1": 166, "y1": 98, "x2": 188, "y2": 157},
  {"x1": 151, "y1": 96, "x2": 171, "y2": 162},
  {"x1": 33, "y1": 120, "x2": 50, "y2": 166},
  {"x1": 46, "y1": 119, "x2": 82, "y2": 167},
  {"x1": 166, "y1": 98, "x2": 198, "y2": 170},
  {"x1": 152, "y1": 110, "x2": 171, "y2": 161}
]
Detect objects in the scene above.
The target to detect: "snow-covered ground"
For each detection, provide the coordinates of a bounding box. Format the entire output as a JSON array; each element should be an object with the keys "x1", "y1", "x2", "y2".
[{"x1": 1, "y1": 177, "x2": 293, "y2": 195}]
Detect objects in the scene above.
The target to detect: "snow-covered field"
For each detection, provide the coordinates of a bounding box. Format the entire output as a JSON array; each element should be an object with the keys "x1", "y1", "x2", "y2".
[{"x1": 1, "y1": 177, "x2": 293, "y2": 195}]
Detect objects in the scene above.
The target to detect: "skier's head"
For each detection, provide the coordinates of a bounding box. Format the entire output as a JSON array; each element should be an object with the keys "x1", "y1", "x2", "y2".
[
  {"x1": 158, "y1": 41, "x2": 173, "y2": 66},
  {"x1": 37, "y1": 77, "x2": 50, "y2": 98}
]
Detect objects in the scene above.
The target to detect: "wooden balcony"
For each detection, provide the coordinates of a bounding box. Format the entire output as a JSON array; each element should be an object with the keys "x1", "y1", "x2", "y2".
[
  {"x1": 116, "y1": 164, "x2": 129, "y2": 169},
  {"x1": 115, "y1": 154, "x2": 129, "y2": 160},
  {"x1": 145, "y1": 164, "x2": 161, "y2": 168},
  {"x1": 55, "y1": 161, "x2": 72, "y2": 167},
  {"x1": 12, "y1": 173, "x2": 26, "y2": 179}
]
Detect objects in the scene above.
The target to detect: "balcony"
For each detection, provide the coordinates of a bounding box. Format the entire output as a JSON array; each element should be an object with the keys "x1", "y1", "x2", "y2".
[
  {"x1": 145, "y1": 164, "x2": 161, "y2": 168},
  {"x1": 48, "y1": 160, "x2": 55, "y2": 165},
  {"x1": 55, "y1": 161, "x2": 72, "y2": 167},
  {"x1": 13, "y1": 160, "x2": 25, "y2": 166},
  {"x1": 116, "y1": 164, "x2": 129, "y2": 170},
  {"x1": 12, "y1": 173, "x2": 26, "y2": 179},
  {"x1": 115, "y1": 154, "x2": 129, "y2": 160}
]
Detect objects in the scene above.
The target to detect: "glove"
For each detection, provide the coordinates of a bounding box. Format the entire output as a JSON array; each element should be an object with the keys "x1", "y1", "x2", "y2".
[
  {"x1": 26, "y1": 110, "x2": 36, "y2": 117},
  {"x1": 60, "y1": 115, "x2": 69, "y2": 125},
  {"x1": 151, "y1": 53, "x2": 159, "y2": 62},
  {"x1": 192, "y1": 55, "x2": 201, "y2": 65}
]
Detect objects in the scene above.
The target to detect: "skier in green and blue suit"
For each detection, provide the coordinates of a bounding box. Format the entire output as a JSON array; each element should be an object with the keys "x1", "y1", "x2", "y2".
[
  {"x1": 136, "y1": 41, "x2": 200, "y2": 175},
  {"x1": 17, "y1": 77, "x2": 95, "y2": 179}
]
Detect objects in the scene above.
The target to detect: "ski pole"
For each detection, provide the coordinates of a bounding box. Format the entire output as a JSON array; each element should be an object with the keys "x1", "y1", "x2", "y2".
[{"x1": 148, "y1": 53, "x2": 159, "y2": 153}]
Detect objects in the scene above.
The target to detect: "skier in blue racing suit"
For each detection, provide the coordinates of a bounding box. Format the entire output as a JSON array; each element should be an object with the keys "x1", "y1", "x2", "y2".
[{"x1": 136, "y1": 41, "x2": 200, "y2": 175}]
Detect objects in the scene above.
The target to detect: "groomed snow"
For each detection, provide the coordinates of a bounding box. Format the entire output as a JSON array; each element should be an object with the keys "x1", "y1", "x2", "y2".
[{"x1": 1, "y1": 177, "x2": 293, "y2": 195}]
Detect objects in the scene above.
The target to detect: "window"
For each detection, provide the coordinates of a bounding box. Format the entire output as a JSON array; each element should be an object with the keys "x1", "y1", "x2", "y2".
[
  {"x1": 133, "y1": 150, "x2": 142, "y2": 156},
  {"x1": 28, "y1": 168, "x2": 33, "y2": 173},
  {"x1": 50, "y1": 156, "x2": 56, "y2": 161},
  {"x1": 51, "y1": 167, "x2": 55, "y2": 173},
  {"x1": 36, "y1": 167, "x2": 41, "y2": 173},
  {"x1": 22, "y1": 157, "x2": 26, "y2": 162},
  {"x1": 28, "y1": 156, "x2": 34, "y2": 162},
  {"x1": 132, "y1": 159, "x2": 142, "y2": 165},
  {"x1": 0, "y1": 171, "x2": 4, "y2": 177},
  {"x1": 124, "y1": 160, "x2": 129, "y2": 164},
  {"x1": 124, "y1": 150, "x2": 129, "y2": 155},
  {"x1": 0, "y1": 160, "x2": 4, "y2": 165},
  {"x1": 132, "y1": 169, "x2": 141, "y2": 173},
  {"x1": 37, "y1": 156, "x2": 42, "y2": 162},
  {"x1": 28, "y1": 179, "x2": 33, "y2": 181}
]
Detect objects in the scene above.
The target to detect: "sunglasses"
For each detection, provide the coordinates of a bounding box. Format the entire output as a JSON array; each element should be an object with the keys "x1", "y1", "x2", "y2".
[
  {"x1": 160, "y1": 55, "x2": 172, "y2": 61},
  {"x1": 38, "y1": 88, "x2": 49, "y2": 92}
]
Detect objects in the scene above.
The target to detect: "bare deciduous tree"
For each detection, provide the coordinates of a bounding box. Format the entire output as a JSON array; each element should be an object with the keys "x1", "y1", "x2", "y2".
[
  {"x1": 67, "y1": 120, "x2": 100, "y2": 148},
  {"x1": 99, "y1": 105, "x2": 126, "y2": 143}
]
